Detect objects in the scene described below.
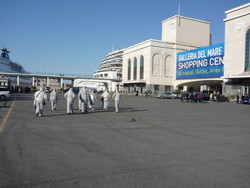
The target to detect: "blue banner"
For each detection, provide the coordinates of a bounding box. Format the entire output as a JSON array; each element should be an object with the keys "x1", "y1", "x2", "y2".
[{"x1": 176, "y1": 43, "x2": 224, "y2": 80}]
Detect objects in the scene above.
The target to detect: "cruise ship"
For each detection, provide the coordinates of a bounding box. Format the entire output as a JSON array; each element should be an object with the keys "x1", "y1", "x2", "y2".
[
  {"x1": 0, "y1": 48, "x2": 31, "y2": 86},
  {"x1": 0, "y1": 48, "x2": 27, "y2": 73},
  {"x1": 93, "y1": 49, "x2": 123, "y2": 79}
]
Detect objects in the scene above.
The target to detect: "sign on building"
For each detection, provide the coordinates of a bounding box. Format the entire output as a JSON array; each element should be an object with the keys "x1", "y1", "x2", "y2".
[{"x1": 176, "y1": 43, "x2": 224, "y2": 80}]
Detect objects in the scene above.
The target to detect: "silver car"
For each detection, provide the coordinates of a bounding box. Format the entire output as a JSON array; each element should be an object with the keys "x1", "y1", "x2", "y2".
[{"x1": 157, "y1": 92, "x2": 177, "y2": 99}]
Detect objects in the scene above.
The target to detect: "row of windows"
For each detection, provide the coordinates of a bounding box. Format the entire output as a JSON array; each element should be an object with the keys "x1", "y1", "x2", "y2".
[{"x1": 128, "y1": 56, "x2": 144, "y2": 80}]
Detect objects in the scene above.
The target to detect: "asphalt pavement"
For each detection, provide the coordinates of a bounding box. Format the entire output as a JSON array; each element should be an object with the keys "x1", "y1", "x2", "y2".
[{"x1": 0, "y1": 93, "x2": 250, "y2": 188}]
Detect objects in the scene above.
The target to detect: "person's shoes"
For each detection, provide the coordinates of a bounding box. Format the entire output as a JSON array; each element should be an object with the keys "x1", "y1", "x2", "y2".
[{"x1": 35, "y1": 113, "x2": 38, "y2": 117}]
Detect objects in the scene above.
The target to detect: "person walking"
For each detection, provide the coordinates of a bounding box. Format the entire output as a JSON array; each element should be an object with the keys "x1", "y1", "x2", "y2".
[
  {"x1": 89, "y1": 90, "x2": 97, "y2": 111},
  {"x1": 34, "y1": 87, "x2": 48, "y2": 117},
  {"x1": 50, "y1": 88, "x2": 58, "y2": 110},
  {"x1": 79, "y1": 87, "x2": 88, "y2": 113},
  {"x1": 64, "y1": 88, "x2": 75, "y2": 114},
  {"x1": 112, "y1": 89, "x2": 121, "y2": 113},
  {"x1": 100, "y1": 92, "x2": 104, "y2": 109},
  {"x1": 209, "y1": 92, "x2": 213, "y2": 103},
  {"x1": 198, "y1": 92, "x2": 203, "y2": 103},
  {"x1": 101, "y1": 89, "x2": 110, "y2": 111},
  {"x1": 216, "y1": 92, "x2": 221, "y2": 103},
  {"x1": 78, "y1": 88, "x2": 82, "y2": 111}
]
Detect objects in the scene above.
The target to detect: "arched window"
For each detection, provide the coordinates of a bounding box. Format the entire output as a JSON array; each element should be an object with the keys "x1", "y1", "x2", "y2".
[
  {"x1": 140, "y1": 56, "x2": 144, "y2": 79},
  {"x1": 164, "y1": 55, "x2": 172, "y2": 76},
  {"x1": 245, "y1": 29, "x2": 250, "y2": 72},
  {"x1": 152, "y1": 54, "x2": 161, "y2": 75},
  {"x1": 128, "y1": 59, "x2": 131, "y2": 80},
  {"x1": 134, "y1": 57, "x2": 137, "y2": 80}
]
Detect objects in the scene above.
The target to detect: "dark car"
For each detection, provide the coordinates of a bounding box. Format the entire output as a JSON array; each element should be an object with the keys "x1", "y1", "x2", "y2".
[{"x1": 218, "y1": 95, "x2": 229, "y2": 102}]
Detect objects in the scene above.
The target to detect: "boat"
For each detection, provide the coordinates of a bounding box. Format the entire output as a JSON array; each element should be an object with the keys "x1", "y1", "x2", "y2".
[
  {"x1": 93, "y1": 49, "x2": 123, "y2": 80},
  {"x1": 0, "y1": 48, "x2": 31, "y2": 86}
]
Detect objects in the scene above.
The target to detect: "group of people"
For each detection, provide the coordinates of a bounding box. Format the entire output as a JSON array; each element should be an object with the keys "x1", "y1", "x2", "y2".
[
  {"x1": 33, "y1": 87, "x2": 121, "y2": 117},
  {"x1": 65, "y1": 87, "x2": 98, "y2": 114},
  {"x1": 180, "y1": 91, "x2": 205, "y2": 103},
  {"x1": 180, "y1": 91, "x2": 223, "y2": 103}
]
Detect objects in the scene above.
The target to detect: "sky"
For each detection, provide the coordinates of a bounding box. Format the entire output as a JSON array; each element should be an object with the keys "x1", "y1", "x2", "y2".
[{"x1": 0, "y1": 0, "x2": 249, "y2": 76}]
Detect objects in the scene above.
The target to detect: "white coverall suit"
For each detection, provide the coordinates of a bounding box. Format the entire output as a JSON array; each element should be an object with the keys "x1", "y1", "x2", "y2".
[
  {"x1": 34, "y1": 87, "x2": 48, "y2": 117},
  {"x1": 50, "y1": 88, "x2": 58, "y2": 110},
  {"x1": 64, "y1": 88, "x2": 75, "y2": 114},
  {"x1": 112, "y1": 90, "x2": 121, "y2": 113},
  {"x1": 79, "y1": 88, "x2": 89, "y2": 113},
  {"x1": 101, "y1": 90, "x2": 110, "y2": 111}
]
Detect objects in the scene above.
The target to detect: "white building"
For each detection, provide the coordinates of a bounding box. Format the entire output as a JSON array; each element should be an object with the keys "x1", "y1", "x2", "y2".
[
  {"x1": 223, "y1": 3, "x2": 250, "y2": 96},
  {"x1": 122, "y1": 15, "x2": 211, "y2": 93}
]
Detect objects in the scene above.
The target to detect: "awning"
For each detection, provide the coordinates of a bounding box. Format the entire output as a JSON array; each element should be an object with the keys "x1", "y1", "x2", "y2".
[{"x1": 122, "y1": 81, "x2": 146, "y2": 87}]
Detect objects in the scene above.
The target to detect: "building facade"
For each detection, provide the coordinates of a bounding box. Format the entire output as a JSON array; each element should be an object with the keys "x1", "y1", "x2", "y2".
[
  {"x1": 122, "y1": 15, "x2": 211, "y2": 94},
  {"x1": 223, "y1": 3, "x2": 250, "y2": 97}
]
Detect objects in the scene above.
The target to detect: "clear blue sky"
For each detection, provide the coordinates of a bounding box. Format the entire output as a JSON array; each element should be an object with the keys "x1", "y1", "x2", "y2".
[{"x1": 0, "y1": 0, "x2": 249, "y2": 76}]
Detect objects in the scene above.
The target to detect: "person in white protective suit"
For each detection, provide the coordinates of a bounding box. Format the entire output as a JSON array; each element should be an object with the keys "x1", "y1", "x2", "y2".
[
  {"x1": 78, "y1": 88, "x2": 82, "y2": 111},
  {"x1": 50, "y1": 88, "x2": 58, "y2": 110},
  {"x1": 34, "y1": 87, "x2": 48, "y2": 117},
  {"x1": 101, "y1": 89, "x2": 110, "y2": 111},
  {"x1": 64, "y1": 88, "x2": 75, "y2": 114},
  {"x1": 112, "y1": 88, "x2": 121, "y2": 113},
  {"x1": 89, "y1": 90, "x2": 97, "y2": 111},
  {"x1": 79, "y1": 87, "x2": 89, "y2": 113}
]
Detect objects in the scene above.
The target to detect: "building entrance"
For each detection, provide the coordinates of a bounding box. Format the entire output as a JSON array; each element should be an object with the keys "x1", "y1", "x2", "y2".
[{"x1": 177, "y1": 80, "x2": 223, "y2": 94}]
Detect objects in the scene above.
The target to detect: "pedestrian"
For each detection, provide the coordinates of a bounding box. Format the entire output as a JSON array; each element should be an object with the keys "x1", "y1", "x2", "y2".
[
  {"x1": 112, "y1": 89, "x2": 121, "y2": 113},
  {"x1": 180, "y1": 91, "x2": 185, "y2": 102},
  {"x1": 194, "y1": 91, "x2": 198, "y2": 102},
  {"x1": 216, "y1": 92, "x2": 221, "y2": 102},
  {"x1": 237, "y1": 94, "x2": 239, "y2": 104},
  {"x1": 50, "y1": 88, "x2": 58, "y2": 110},
  {"x1": 189, "y1": 92, "x2": 194, "y2": 103},
  {"x1": 89, "y1": 90, "x2": 97, "y2": 111},
  {"x1": 135, "y1": 90, "x2": 139, "y2": 96},
  {"x1": 64, "y1": 88, "x2": 75, "y2": 114},
  {"x1": 209, "y1": 92, "x2": 213, "y2": 102},
  {"x1": 99, "y1": 92, "x2": 104, "y2": 109},
  {"x1": 78, "y1": 88, "x2": 82, "y2": 111},
  {"x1": 213, "y1": 91, "x2": 217, "y2": 102},
  {"x1": 198, "y1": 92, "x2": 203, "y2": 102},
  {"x1": 101, "y1": 89, "x2": 110, "y2": 111},
  {"x1": 34, "y1": 87, "x2": 48, "y2": 117},
  {"x1": 185, "y1": 92, "x2": 189, "y2": 102},
  {"x1": 79, "y1": 87, "x2": 88, "y2": 113}
]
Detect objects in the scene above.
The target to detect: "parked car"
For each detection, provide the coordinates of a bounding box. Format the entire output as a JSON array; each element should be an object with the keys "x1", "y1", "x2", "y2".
[
  {"x1": 172, "y1": 92, "x2": 181, "y2": 99},
  {"x1": 0, "y1": 87, "x2": 11, "y2": 100},
  {"x1": 242, "y1": 96, "x2": 250, "y2": 104},
  {"x1": 219, "y1": 95, "x2": 229, "y2": 102},
  {"x1": 157, "y1": 92, "x2": 177, "y2": 99}
]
